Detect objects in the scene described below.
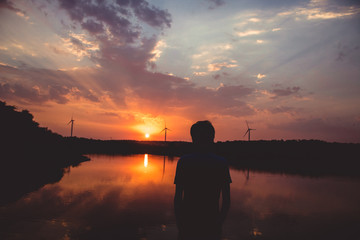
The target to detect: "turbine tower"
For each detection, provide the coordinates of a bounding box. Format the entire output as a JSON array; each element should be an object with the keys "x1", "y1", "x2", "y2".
[
  {"x1": 243, "y1": 120, "x2": 255, "y2": 141},
  {"x1": 68, "y1": 116, "x2": 75, "y2": 137},
  {"x1": 160, "y1": 122, "x2": 170, "y2": 142}
]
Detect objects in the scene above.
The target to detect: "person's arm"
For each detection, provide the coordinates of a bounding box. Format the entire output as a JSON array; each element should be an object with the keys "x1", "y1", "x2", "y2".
[
  {"x1": 219, "y1": 182, "x2": 230, "y2": 224},
  {"x1": 174, "y1": 184, "x2": 184, "y2": 236}
]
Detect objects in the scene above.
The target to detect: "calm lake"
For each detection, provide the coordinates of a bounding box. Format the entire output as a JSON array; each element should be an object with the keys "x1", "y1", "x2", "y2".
[{"x1": 1, "y1": 154, "x2": 360, "y2": 240}]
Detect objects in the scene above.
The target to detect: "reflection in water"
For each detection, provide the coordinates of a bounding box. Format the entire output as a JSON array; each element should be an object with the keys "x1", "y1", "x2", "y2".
[
  {"x1": 0, "y1": 154, "x2": 360, "y2": 240},
  {"x1": 162, "y1": 155, "x2": 166, "y2": 180},
  {"x1": 144, "y1": 154, "x2": 148, "y2": 168}
]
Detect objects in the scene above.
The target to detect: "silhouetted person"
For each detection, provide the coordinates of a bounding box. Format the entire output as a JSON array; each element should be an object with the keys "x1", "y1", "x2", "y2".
[{"x1": 174, "y1": 121, "x2": 231, "y2": 240}]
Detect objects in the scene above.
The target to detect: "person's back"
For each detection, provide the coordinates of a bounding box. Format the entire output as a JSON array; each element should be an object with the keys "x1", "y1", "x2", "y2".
[{"x1": 174, "y1": 121, "x2": 231, "y2": 240}]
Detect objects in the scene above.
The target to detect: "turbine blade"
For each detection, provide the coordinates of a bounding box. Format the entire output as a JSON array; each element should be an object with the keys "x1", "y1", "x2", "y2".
[
  {"x1": 246, "y1": 120, "x2": 249, "y2": 129},
  {"x1": 243, "y1": 129, "x2": 249, "y2": 137}
]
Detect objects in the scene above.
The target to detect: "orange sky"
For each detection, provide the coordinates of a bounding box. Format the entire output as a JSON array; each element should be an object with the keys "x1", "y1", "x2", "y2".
[{"x1": 1, "y1": 0, "x2": 360, "y2": 142}]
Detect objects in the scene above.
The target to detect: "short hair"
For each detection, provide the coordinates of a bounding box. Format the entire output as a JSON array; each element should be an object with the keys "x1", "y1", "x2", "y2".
[{"x1": 190, "y1": 120, "x2": 215, "y2": 144}]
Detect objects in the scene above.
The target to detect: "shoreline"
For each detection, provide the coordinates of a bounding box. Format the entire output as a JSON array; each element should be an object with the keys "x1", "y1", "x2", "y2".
[{"x1": 68, "y1": 137, "x2": 360, "y2": 178}]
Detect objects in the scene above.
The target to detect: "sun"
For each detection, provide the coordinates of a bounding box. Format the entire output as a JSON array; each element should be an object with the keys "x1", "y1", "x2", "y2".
[{"x1": 145, "y1": 133, "x2": 150, "y2": 138}]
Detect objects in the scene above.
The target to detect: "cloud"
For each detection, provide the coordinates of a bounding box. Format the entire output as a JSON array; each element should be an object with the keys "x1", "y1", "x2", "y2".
[
  {"x1": 57, "y1": 0, "x2": 172, "y2": 72},
  {"x1": 59, "y1": 0, "x2": 171, "y2": 40},
  {"x1": 207, "y1": 0, "x2": 226, "y2": 10},
  {"x1": 213, "y1": 74, "x2": 221, "y2": 80},
  {"x1": 335, "y1": 42, "x2": 359, "y2": 61},
  {"x1": 0, "y1": 65, "x2": 100, "y2": 104},
  {"x1": 81, "y1": 19, "x2": 104, "y2": 34},
  {"x1": 149, "y1": 40, "x2": 167, "y2": 62},
  {"x1": 306, "y1": 9, "x2": 357, "y2": 20},
  {"x1": 193, "y1": 72, "x2": 207, "y2": 76},
  {"x1": 327, "y1": 0, "x2": 360, "y2": 7},
  {"x1": 270, "y1": 86, "x2": 301, "y2": 99},
  {"x1": 257, "y1": 73, "x2": 266, "y2": 79},
  {"x1": 129, "y1": 0, "x2": 171, "y2": 28},
  {"x1": 114, "y1": 69, "x2": 256, "y2": 118},
  {"x1": 237, "y1": 30, "x2": 265, "y2": 37},
  {"x1": 0, "y1": 82, "x2": 68, "y2": 104},
  {"x1": 276, "y1": 1, "x2": 360, "y2": 21},
  {"x1": 0, "y1": 0, "x2": 24, "y2": 13},
  {"x1": 269, "y1": 106, "x2": 298, "y2": 114},
  {"x1": 59, "y1": 33, "x2": 100, "y2": 60},
  {"x1": 59, "y1": 0, "x2": 138, "y2": 45},
  {"x1": 208, "y1": 61, "x2": 238, "y2": 72}
]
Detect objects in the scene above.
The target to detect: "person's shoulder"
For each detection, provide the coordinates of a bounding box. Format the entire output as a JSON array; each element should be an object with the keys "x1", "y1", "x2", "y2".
[
  {"x1": 179, "y1": 153, "x2": 196, "y2": 160},
  {"x1": 207, "y1": 153, "x2": 229, "y2": 165},
  {"x1": 177, "y1": 153, "x2": 195, "y2": 164},
  {"x1": 177, "y1": 153, "x2": 199, "y2": 164},
  {"x1": 208, "y1": 153, "x2": 226, "y2": 161}
]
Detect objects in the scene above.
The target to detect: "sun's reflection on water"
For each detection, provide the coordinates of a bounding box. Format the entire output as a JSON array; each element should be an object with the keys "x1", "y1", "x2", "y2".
[{"x1": 144, "y1": 154, "x2": 148, "y2": 168}]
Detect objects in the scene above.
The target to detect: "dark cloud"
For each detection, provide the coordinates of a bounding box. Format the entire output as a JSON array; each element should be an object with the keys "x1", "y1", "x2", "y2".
[
  {"x1": 233, "y1": 0, "x2": 310, "y2": 9},
  {"x1": 217, "y1": 84, "x2": 253, "y2": 98},
  {"x1": 271, "y1": 86, "x2": 301, "y2": 99},
  {"x1": 57, "y1": 0, "x2": 172, "y2": 73},
  {"x1": 59, "y1": 0, "x2": 171, "y2": 44},
  {"x1": 100, "y1": 112, "x2": 121, "y2": 117},
  {"x1": 97, "y1": 36, "x2": 157, "y2": 69},
  {"x1": 336, "y1": 42, "x2": 359, "y2": 61},
  {"x1": 207, "y1": 0, "x2": 226, "y2": 9},
  {"x1": 213, "y1": 74, "x2": 221, "y2": 80},
  {"x1": 59, "y1": 0, "x2": 138, "y2": 44},
  {"x1": 129, "y1": 0, "x2": 171, "y2": 28},
  {"x1": 0, "y1": 0, "x2": 24, "y2": 13},
  {"x1": 328, "y1": 0, "x2": 360, "y2": 7},
  {"x1": 81, "y1": 19, "x2": 104, "y2": 34},
  {"x1": 128, "y1": 72, "x2": 255, "y2": 117},
  {"x1": 70, "y1": 37, "x2": 86, "y2": 51},
  {"x1": 0, "y1": 82, "x2": 54, "y2": 103},
  {"x1": 269, "y1": 106, "x2": 297, "y2": 114},
  {"x1": 0, "y1": 65, "x2": 100, "y2": 104},
  {"x1": 48, "y1": 85, "x2": 70, "y2": 104}
]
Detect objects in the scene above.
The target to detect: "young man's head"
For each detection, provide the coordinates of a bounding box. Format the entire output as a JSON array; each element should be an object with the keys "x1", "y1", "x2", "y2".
[{"x1": 190, "y1": 120, "x2": 215, "y2": 144}]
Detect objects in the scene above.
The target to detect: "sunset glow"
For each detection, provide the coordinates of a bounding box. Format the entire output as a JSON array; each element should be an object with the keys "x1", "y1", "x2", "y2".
[{"x1": 0, "y1": 0, "x2": 359, "y2": 142}]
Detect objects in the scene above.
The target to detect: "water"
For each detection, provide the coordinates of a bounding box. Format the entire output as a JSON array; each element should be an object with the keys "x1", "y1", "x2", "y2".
[{"x1": 1, "y1": 154, "x2": 360, "y2": 240}]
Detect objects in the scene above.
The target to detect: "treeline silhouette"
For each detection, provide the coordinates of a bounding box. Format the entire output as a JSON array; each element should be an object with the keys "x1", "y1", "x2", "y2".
[
  {"x1": 0, "y1": 101, "x2": 88, "y2": 205},
  {"x1": 67, "y1": 137, "x2": 360, "y2": 178},
  {"x1": 216, "y1": 140, "x2": 360, "y2": 177}
]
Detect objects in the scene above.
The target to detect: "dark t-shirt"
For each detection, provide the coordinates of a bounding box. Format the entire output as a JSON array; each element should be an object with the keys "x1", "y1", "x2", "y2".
[{"x1": 174, "y1": 153, "x2": 232, "y2": 224}]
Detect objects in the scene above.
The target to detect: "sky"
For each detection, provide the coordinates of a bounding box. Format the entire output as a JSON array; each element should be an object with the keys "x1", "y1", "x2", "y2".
[{"x1": 0, "y1": 0, "x2": 359, "y2": 142}]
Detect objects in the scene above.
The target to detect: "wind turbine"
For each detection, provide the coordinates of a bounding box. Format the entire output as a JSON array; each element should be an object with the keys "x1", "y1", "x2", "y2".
[
  {"x1": 68, "y1": 116, "x2": 75, "y2": 137},
  {"x1": 162, "y1": 155, "x2": 166, "y2": 180},
  {"x1": 243, "y1": 120, "x2": 255, "y2": 141},
  {"x1": 160, "y1": 122, "x2": 171, "y2": 142}
]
